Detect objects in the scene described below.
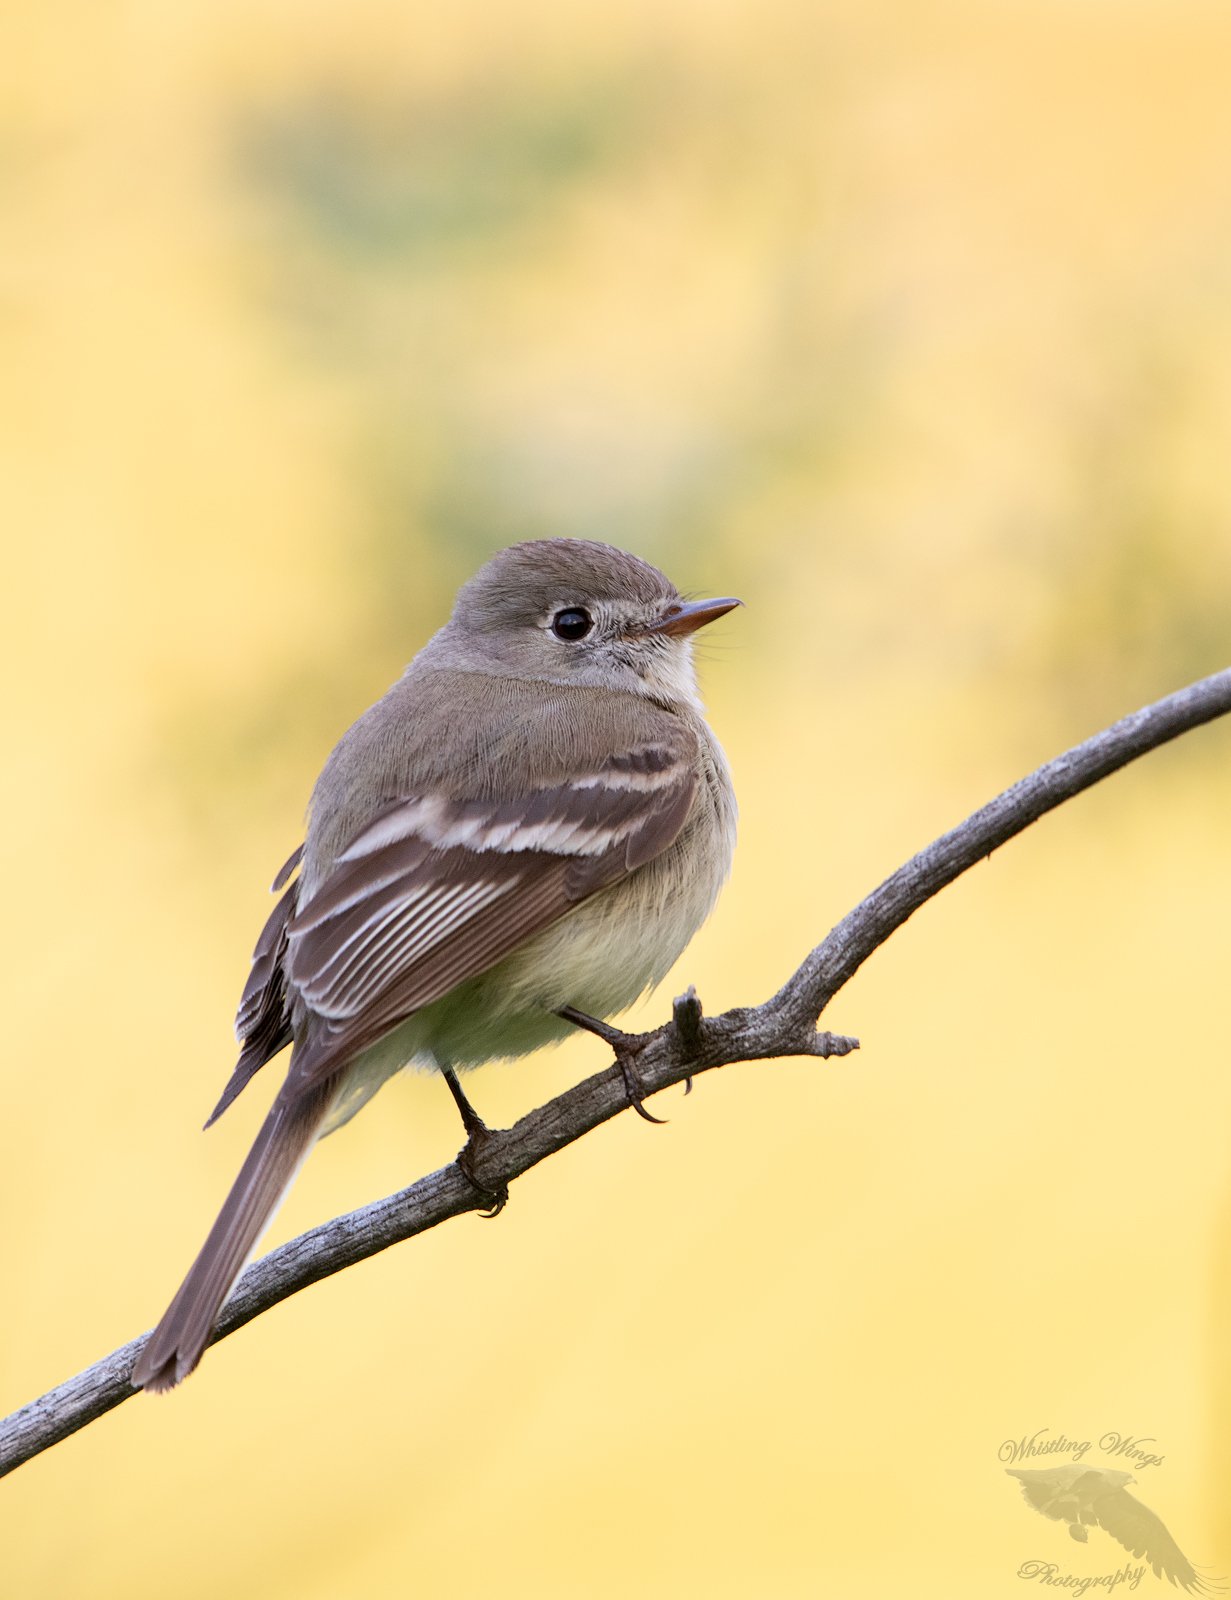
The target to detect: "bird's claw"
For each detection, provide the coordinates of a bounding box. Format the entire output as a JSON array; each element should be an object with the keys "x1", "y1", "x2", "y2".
[
  {"x1": 456, "y1": 1130, "x2": 509, "y2": 1218},
  {"x1": 557, "y1": 1004, "x2": 667, "y2": 1124},
  {"x1": 620, "y1": 1054, "x2": 667, "y2": 1124}
]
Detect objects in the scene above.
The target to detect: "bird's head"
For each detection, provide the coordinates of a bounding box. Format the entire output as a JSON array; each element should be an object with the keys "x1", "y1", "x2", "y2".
[{"x1": 437, "y1": 538, "x2": 741, "y2": 710}]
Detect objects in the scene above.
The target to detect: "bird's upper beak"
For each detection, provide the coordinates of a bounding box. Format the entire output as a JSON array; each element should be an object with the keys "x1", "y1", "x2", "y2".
[{"x1": 643, "y1": 596, "x2": 742, "y2": 638}]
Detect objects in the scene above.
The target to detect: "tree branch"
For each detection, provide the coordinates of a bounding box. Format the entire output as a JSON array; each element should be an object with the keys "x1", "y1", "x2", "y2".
[{"x1": 4, "y1": 667, "x2": 1229, "y2": 1478}]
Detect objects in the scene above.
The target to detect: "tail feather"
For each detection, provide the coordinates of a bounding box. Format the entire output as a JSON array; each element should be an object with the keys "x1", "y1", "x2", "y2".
[{"x1": 132, "y1": 1082, "x2": 333, "y2": 1393}]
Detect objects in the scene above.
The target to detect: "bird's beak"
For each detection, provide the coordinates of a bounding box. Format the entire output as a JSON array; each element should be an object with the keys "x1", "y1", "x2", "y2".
[{"x1": 643, "y1": 597, "x2": 742, "y2": 638}]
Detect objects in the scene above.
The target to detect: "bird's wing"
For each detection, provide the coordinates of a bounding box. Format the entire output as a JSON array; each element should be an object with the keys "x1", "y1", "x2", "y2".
[
  {"x1": 204, "y1": 845, "x2": 304, "y2": 1127},
  {"x1": 282, "y1": 737, "x2": 698, "y2": 1093},
  {"x1": 1093, "y1": 1488, "x2": 1221, "y2": 1595}
]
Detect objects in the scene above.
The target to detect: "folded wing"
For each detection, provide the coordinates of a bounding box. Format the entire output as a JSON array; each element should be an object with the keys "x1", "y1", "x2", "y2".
[{"x1": 283, "y1": 737, "x2": 697, "y2": 1096}]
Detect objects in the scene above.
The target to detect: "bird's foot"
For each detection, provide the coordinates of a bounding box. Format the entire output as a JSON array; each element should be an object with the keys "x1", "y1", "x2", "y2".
[
  {"x1": 557, "y1": 1005, "x2": 665, "y2": 1124},
  {"x1": 617, "y1": 1053, "x2": 666, "y2": 1125},
  {"x1": 441, "y1": 1063, "x2": 508, "y2": 1218},
  {"x1": 456, "y1": 1125, "x2": 509, "y2": 1219}
]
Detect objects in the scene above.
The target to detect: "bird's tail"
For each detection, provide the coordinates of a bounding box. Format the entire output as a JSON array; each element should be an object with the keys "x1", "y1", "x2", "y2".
[{"x1": 131, "y1": 1081, "x2": 334, "y2": 1393}]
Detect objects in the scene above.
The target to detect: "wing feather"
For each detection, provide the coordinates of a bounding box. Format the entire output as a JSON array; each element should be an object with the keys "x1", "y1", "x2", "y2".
[
  {"x1": 1095, "y1": 1489, "x2": 1217, "y2": 1594},
  {"x1": 205, "y1": 846, "x2": 303, "y2": 1128},
  {"x1": 283, "y1": 740, "x2": 698, "y2": 1094}
]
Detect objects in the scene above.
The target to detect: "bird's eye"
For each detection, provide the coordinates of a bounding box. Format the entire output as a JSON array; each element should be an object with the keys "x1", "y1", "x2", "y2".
[{"x1": 551, "y1": 607, "x2": 593, "y2": 642}]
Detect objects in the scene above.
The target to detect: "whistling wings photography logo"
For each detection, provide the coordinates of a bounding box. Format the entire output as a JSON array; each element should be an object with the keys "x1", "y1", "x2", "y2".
[{"x1": 1000, "y1": 1428, "x2": 1221, "y2": 1595}]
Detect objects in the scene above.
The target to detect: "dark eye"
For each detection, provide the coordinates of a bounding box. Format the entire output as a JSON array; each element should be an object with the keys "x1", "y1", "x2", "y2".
[{"x1": 551, "y1": 607, "x2": 593, "y2": 642}]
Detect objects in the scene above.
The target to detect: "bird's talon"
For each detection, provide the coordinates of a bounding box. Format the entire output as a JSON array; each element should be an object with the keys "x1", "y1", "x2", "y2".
[
  {"x1": 558, "y1": 1004, "x2": 667, "y2": 1123},
  {"x1": 621, "y1": 1056, "x2": 667, "y2": 1124},
  {"x1": 456, "y1": 1133, "x2": 508, "y2": 1217},
  {"x1": 477, "y1": 1188, "x2": 509, "y2": 1219}
]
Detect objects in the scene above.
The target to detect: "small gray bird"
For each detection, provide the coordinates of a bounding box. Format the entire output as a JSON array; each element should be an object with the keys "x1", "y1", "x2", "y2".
[
  {"x1": 133, "y1": 539, "x2": 739, "y2": 1392},
  {"x1": 1006, "y1": 1465, "x2": 1221, "y2": 1594}
]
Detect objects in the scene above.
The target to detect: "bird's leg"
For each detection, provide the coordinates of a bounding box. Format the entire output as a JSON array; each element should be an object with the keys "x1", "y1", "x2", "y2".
[
  {"x1": 441, "y1": 1064, "x2": 508, "y2": 1218},
  {"x1": 557, "y1": 1005, "x2": 665, "y2": 1125},
  {"x1": 441, "y1": 1062, "x2": 488, "y2": 1139}
]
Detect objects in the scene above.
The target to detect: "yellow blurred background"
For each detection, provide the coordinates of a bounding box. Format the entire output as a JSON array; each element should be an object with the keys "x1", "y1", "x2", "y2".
[{"x1": 3, "y1": 1, "x2": 1230, "y2": 1594}]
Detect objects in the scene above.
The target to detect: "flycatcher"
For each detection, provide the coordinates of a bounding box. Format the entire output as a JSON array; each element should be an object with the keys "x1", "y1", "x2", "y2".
[{"x1": 133, "y1": 538, "x2": 739, "y2": 1392}]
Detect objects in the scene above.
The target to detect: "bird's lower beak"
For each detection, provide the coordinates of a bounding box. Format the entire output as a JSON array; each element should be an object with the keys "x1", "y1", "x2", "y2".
[{"x1": 644, "y1": 597, "x2": 742, "y2": 637}]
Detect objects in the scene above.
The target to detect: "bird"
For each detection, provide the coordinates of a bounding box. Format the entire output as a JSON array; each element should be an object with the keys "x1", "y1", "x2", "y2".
[
  {"x1": 132, "y1": 538, "x2": 740, "y2": 1392},
  {"x1": 1006, "y1": 1465, "x2": 1221, "y2": 1594}
]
